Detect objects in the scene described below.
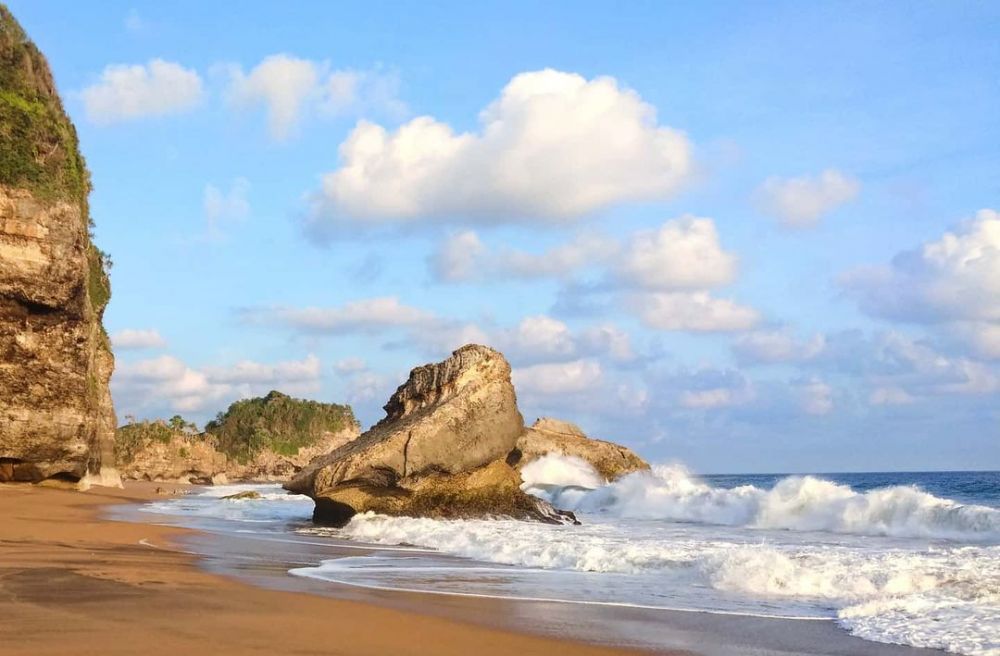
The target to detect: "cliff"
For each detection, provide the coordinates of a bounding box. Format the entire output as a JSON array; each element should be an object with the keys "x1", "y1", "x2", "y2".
[
  {"x1": 0, "y1": 6, "x2": 117, "y2": 485},
  {"x1": 116, "y1": 392, "x2": 360, "y2": 482}
]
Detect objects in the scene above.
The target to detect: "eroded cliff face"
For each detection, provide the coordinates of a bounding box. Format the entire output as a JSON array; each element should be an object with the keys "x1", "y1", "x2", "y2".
[{"x1": 0, "y1": 7, "x2": 117, "y2": 484}]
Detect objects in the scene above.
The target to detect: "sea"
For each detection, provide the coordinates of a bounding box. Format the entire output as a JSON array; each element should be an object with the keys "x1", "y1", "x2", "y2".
[{"x1": 133, "y1": 456, "x2": 1000, "y2": 656}]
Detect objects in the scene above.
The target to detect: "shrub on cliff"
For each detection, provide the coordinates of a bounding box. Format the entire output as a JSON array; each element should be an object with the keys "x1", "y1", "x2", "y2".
[{"x1": 205, "y1": 391, "x2": 356, "y2": 464}]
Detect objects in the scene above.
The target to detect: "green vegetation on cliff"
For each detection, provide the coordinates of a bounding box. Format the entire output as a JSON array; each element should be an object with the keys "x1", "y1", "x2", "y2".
[
  {"x1": 114, "y1": 419, "x2": 180, "y2": 464},
  {"x1": 206, "y1": 391, "x2": 356, "y2": 463},
  {"x1": 0, "y1": 6, "x2": 90, "y2": 213},
  {"x1": 0, "y1": 5, "x2": 110, "y2": 321}
]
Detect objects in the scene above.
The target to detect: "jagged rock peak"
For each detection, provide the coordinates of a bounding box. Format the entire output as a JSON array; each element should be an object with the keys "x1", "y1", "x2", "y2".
[{"x1": 381, "y1": 344, "x2": 509, "y2": 423}]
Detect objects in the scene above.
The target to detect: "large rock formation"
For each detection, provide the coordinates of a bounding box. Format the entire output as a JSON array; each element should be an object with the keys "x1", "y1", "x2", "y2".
[
  {"x1": 116, "y1": 391, "x2": 360, "y2": 482},
  {"x1": 287, "y1": 345, "x2": 570, "y2": 525},
  {"x1": 511, "y1": 417, "x2": 649, "y2": 481},
  {"x1": 0, "y1": 7, "x2": 117, "y2": 484}
]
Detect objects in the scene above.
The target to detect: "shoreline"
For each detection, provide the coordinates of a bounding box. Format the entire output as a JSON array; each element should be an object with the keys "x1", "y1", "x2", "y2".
[
  {"x1": 109, "y1": 483, "x2": 947, "y2": 656},
  {"x1": 0, "y1": 481, "x2": 659, "y2": 656}
]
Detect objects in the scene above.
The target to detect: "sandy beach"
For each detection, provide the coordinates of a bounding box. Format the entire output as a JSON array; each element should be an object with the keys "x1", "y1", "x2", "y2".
[{"x1": 0, "y1": 482, "x2": 657, "y2": 656}]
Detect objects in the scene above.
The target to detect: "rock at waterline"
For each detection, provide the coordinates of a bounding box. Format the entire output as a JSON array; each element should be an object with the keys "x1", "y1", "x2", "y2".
[{"x1": 286, "y1": 345, "x2": 575, "y2": 526}]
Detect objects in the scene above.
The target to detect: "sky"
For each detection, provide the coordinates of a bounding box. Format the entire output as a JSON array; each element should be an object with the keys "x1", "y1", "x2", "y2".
[{"x1": 9, "y1": 1, "x2": 1000, "y2": 473}]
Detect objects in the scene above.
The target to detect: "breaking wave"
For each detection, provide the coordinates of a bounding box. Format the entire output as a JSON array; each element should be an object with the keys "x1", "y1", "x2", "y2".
[{"x1": 521, "y1": 454, "x2": 1000, "y2": 541}]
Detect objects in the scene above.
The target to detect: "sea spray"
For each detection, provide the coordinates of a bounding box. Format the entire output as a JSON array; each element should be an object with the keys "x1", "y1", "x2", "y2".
[{"x1": 522, "y1": 454, "x2": 1000, "y2": 540}]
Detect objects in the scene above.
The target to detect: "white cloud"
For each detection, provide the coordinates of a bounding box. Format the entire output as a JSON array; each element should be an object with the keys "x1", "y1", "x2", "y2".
[
  {"x1": 513, "y1": 358, "x2": 603, "y2": 396},
  {"x1": 251, "y1": 297, "x2": 437, "y2": 334},
  {"x1": 430, "y1": 230, "x2": 485, "y2": 282},
  {"x1": 615, "y1": 216, "x2": 738, "y2": 290},
  {"x1": 226, "y1": 56, "x2": 407, "y2": 141},
  {"x1": 227, "y1": 54, "x2": 320, "y2": 141},
  {"x1": 755, "y1": 169, "x2": 860, "y2": 227},
  {"x1": 843, "y1": 209, "x2": 1000, "y2": 324},
  {"x1": 733, "y1": 329, "x2": 826, "y2": 364},
  {"x1": 312, "y1": 68, "x2": 693, "y2": 225},
  {"x1": 111, "y1": 329, "x2": 167, "y2": 350},
  {"x1": 799, "y1": 378, "x2": 834, "y2": 415},
  {"x1": 204, "y1": 178, "x2": 250, "y2": 235},
  {"x1": 82, "y1": 59, "x2": 203, "y2": 124},
  {"x1": 432, "y1": 217, "x2": 735, "y2": 289},
  {"x1": 498, "y1": 315, "x2": 576, "y2": 361},
  {"x1": 864, "y1": 332, "x2": 999, "y2": 396},
  {"x1": 626, "y1": 291, "x2": 760, "y2": 332},
  {"x1": 113, "y1": 354, "x2": 322, "y2": 414},
  {"x1": 842, "y1": 209, "x2": 1000, "y2": 358}
]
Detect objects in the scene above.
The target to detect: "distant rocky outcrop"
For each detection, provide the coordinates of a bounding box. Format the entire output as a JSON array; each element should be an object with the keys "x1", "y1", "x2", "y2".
[
  {"x1": 0, "y1": 7, "x2": 117, "y2": 485},
  {"x1": 511, "y1": 417, "x2": 649, "y2": 481},
  {"x1": 116, "y1": 392, "x2": 359, "y2": 483},
  {"x1": 287, "y1": 345, "x2": 573, "y2": 525}
]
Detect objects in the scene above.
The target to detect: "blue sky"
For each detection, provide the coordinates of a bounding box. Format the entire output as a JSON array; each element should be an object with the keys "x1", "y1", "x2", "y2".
[{"x1": 10, "y1": 1, "x2": 1000, "y2": 473}]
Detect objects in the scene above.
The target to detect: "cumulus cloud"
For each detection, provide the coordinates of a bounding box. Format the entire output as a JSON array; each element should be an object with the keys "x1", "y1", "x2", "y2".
[
  {"x1": 497, "y1": 315, "x2": 576, "y2": 362},
  {"x1": 432, "y1": 216, "x2": 756, "y2": 334},
  {"x1": 626, "y1": 291, "x2": 760, "y2": 332},
  {"x1": 842, "y1": 209, "x2": 1000, "y2": 324},
  {"x1": 615, "y1": 216, "x2": 738, "y2": 290},
  {"x1": 81, "y1": 59, "x2": 203, "y2": 124},
  {"x1": 226, "y1": 54, "x2": 319, "y2": 140},
  {"x1": 226, "y1": 56, "x2": 406, "y2": 141},
  {"x1": 755, "y1": 169, "x2": 860, "y2": 227},
  {"x1": 111, "y1": 329, "x2": 167, "y2": 350},
  {"x1": 113, "y1": 353, "x2": 323, "y2": 415},
  {"x1": 242, "y1": 296, "x2": 437, "y2": 335},
  {"x1": 311, "y1": 68, "x2": 693, "y2": 226},
  {"x1": 513, "y1": 358, "x2": 603, "y2": 396},
  {"x1": 842, "y1": 209, "x2": 1000, "y2": 358}
]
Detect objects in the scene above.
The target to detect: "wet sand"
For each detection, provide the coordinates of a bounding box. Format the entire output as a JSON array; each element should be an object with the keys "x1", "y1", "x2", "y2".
[{"x1": 0, "y1": 482, "x2": 657, "y2": 656}]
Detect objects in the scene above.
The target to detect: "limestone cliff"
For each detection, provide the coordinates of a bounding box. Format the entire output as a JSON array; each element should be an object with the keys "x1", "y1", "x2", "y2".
[
  {"x1": 0, "y1": 7, "x2": 117, "y2": 484},
  {"x1": 287, "y1": 345, "x2": 571, "y2": 525},
  {"x1": 511, "y1": 417, "x2": 649, "y2": 481}
]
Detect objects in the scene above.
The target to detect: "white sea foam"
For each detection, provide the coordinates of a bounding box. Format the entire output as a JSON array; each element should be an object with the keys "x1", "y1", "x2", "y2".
[
  {"x1": 522, "y1": 454, "x2": 1000, "y2": 541},
  {"x1": 141, "y1": 469, "x2": 1000, "y2": 655},
  {"x1": 326, "y1": 512, "x2": 1000, "y2": 655}
]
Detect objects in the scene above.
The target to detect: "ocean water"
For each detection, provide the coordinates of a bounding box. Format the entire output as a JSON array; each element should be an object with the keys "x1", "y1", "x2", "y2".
[{"x1": 139, "y1": 459, "x2": 1000, "y2": 656}]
